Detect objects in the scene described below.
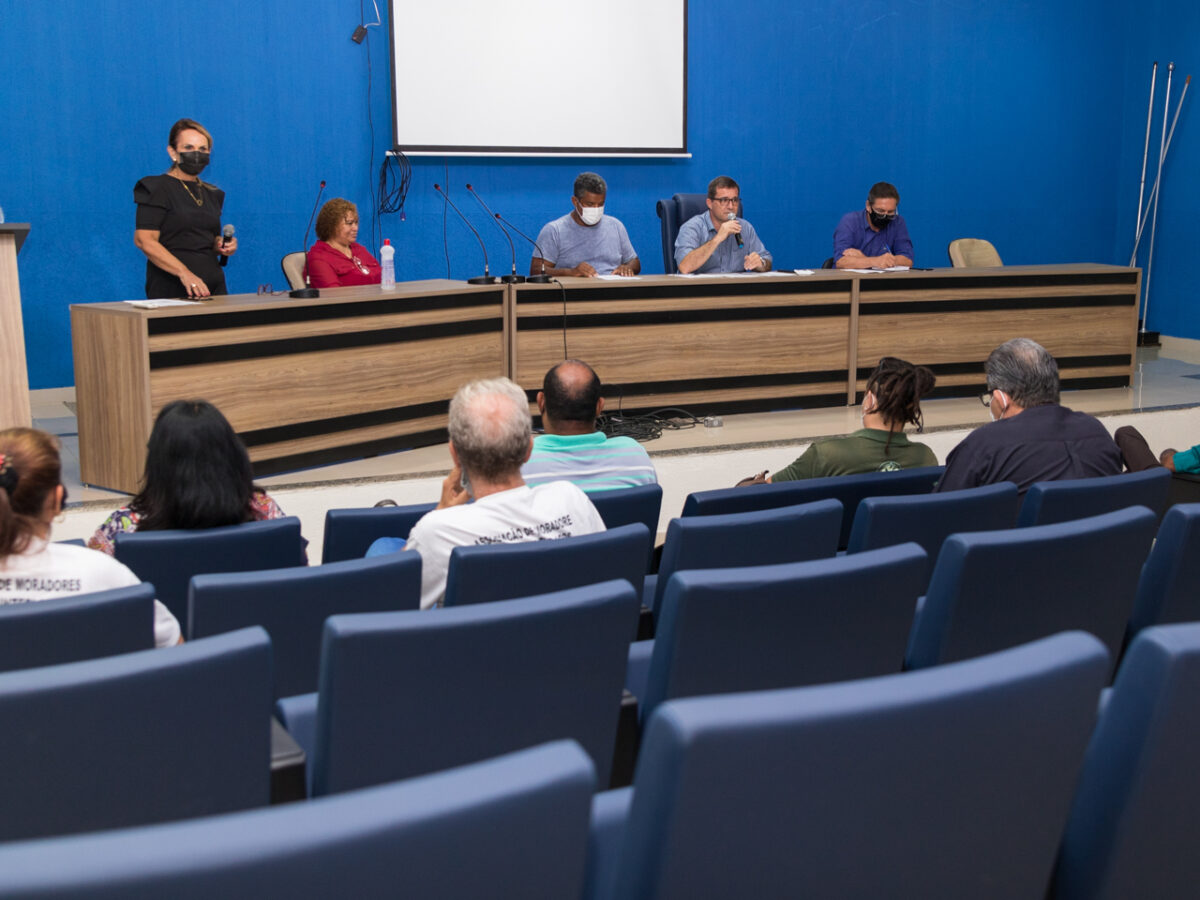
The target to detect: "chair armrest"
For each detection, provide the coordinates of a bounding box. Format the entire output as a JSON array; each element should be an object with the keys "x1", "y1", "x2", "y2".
[
  {"x1": 584, "y1": 787, "x2": 634, "y2": 900},
  {"x1": 274, "y1": 692, "x2": 318, "y2": 759},
  {"x1": 624, "y1": 640, "x2": 655, "y2": 703}
]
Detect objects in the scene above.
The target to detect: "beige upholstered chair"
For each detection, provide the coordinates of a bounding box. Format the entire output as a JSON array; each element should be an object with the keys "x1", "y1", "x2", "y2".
[
  {"x1": 281, "y1": 252, "x2": 307, "y2": 290},
  {"x1": 948, "y1": 238, "x2": 1002, "y2": 267}
]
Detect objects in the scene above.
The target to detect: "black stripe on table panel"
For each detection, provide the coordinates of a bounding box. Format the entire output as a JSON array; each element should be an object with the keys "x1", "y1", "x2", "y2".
[
  {"x1": 519, "y1": 304, "x2": 849, "y2": 331},
  {"x1": 859, "y1": 295, "x2": 1136, "y2": 316},
  {"x1": 600, "y1": 392, "x2": 850, "y2": 418},
  {"x1": 853, "y1": 354, "x2": 1132, "y2": 379},
  {"x1": 515, "y1": 281, "x2": 851, "y2": 304},
  {"x1": 858, "y1": 272, "x2": 1138, "y2": 293},
  {"x1": 602, "y1": 370, "x2": 849, "y2": 399},
  {"x1": 149, "y1": 319, "x2": 502, "y2": 369},
  {"x1": 853, "y1": 374, "x2": 1130, "y2": 404},
  {"x1": 238, "y1": 400, "x2": 450, "y2": 448},
  {"x1": 250, "y1": 429, "x2": 449, "y2": 479},
  {"x1": 146, "y1": 291, "x2": 504, "y2": 335}
]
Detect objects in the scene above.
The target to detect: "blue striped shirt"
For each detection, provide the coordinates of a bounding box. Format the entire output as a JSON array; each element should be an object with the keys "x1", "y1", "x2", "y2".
[{"x1": 522, "y1": 432, "x2": 657, "y2": 493}]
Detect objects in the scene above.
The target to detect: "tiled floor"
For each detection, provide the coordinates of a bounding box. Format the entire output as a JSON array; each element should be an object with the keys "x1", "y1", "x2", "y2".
[{"x1": 33, "y1": 341, "x2": 1200, "y2": 509}]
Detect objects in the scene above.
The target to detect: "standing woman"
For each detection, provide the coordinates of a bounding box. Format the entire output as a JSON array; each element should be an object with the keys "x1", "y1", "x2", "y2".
[{"x1": 133, "y1": 118, "x2": 237, "y2": 299}]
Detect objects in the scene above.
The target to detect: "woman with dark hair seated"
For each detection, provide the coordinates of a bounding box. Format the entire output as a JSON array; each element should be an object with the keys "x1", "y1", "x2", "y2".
[
  {"x1": 1, "y1": 428, "x2": 181, "y2": 646},
  {"x1": 88, "y1": 400, "x2": 290, "y2": 554},
  {"x1": 768, "y1": 357, "x2": 938, "y2": 481}
]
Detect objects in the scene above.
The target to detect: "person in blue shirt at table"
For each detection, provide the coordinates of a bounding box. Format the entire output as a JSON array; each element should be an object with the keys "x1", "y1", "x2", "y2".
[
  {"x1": 833, "y1": 181, "x2": 914, "y2": 269},
  {"x1": 530, "y1": 172, "x2": 640, "y2": 278},
  {"x1": 674, "y1": 175, "x2": 772, "y2": 274}
]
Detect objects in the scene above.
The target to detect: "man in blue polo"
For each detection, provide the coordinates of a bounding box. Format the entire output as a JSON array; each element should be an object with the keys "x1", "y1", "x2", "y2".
[
  {"x1": 833, "y1": 181, "x2": 914, "y2": 269},
  {"x1": 674, "y1": 175, "x2": 772, "y2": 274},
  {"x1": 522, "y1": 359, "x2": 657, "y2": 492}
]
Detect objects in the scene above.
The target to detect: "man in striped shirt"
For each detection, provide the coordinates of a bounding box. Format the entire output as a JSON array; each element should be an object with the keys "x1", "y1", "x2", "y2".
[{"x1": 521, "y1": 360, "x2": 657, "y2": 493}]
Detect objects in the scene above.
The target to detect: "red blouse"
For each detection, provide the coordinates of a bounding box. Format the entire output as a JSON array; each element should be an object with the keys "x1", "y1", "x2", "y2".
[{"x1": 306, "y1": 240, "x2": 382, "y2": 288}]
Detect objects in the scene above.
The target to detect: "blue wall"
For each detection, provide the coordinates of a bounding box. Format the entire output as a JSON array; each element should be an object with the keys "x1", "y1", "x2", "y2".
[{"x1": 3, "y1": 0, "x2": 1185, "y2": 390}]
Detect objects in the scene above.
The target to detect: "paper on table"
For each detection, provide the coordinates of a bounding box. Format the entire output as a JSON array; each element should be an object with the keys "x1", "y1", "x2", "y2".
[
  {"x1": 793, "y1": 269, "x2": 815, "y2": 275},
  {"x1": 125, "y1": 298, "x2": 202, "y2": 308},
  {"x1": 595, "y1": 274, "x2": 639, "y2": 280}
]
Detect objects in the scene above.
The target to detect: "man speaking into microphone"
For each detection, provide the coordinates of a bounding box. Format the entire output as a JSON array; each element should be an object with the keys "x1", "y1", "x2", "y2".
[
  {"x1": 675, "y1": 175, "x2": 771, "y2": 274},
  {"x1": 530, "y1": 172, "x2": 640, "y2": 278}
]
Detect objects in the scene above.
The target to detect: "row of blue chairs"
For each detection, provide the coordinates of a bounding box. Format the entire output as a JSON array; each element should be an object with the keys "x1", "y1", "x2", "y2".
[{"x1": 0, "y1": 625, "x2": 1195, "y2": 897}]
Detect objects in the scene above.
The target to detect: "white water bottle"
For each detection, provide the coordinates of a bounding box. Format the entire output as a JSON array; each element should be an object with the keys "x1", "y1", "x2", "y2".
[{"x1": 380, "y1": 239, "x2": 395, "y2": 289}]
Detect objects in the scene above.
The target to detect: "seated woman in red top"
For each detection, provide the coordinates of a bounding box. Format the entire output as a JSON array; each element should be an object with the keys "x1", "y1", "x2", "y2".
[{"x1": 306, "y1": 198, "x2": 381, "y2": 288}]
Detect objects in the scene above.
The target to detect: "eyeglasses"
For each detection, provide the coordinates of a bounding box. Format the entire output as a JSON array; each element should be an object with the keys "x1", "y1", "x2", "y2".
[
  {"x1": 869, "y1": 207, "x2": 898, "y2": 219},
  {"x1": 711, "y1": 196, "x2": 740, "y2": 206},
  {"x1": 979, "y1": 390, "x2": 998, "y2": 407}
]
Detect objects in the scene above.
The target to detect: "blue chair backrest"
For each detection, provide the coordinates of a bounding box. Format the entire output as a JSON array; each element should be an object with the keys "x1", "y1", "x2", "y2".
[
  {"x1": 587, "y1": 484, "x2": 662, "y2": 571},
  {"x1": 0, "y1": 740, "x2": 594, "y2": 899},
  {"x1": 444, "y1": 522, "x2": 649, "y2": 611},
  {"x1": 321, "y1": 502, "x2": 435, "y2": 564},
  {"x1": 189, "y1": 552, "x2": 422, "y2": 698},
  {"x1": 1053, "y1": 623, "x2": 1200, "y2": 899},
  {"x1": 1017, "y1": 467, "x2": 1171, "y2": 527},
  {"x1": 656, "y1": 192, "x2": 734, "y2": 274},
  {"x1": 907, "y1": 507, "x2": 1158, "y2": 673},
  {"x1": 651, "y1": 498, "x2": 842, "y2": 616},
  {"x1": 0, "y1": 583, "x2": 155, "y2": 673},
  {"x1": 846, "y1": 482, "x2": 1019, "y2": 589},
  {"x1": 681, "y1": 465, "x2": 944, "y2": 549},
  {"x1": 1128, "y1": 503, "x2": 1200, "y2": 640},
  {"x1": 114, "y1": 517, "x2": 305, "y2": 626},
  {"x1": 641, "y1": 542, "x2": 927, "y2": 722},
  {"x1": 310, "y1": 580, "x2": 638, "y2": 796},
  {"x1": 600, "y1": 632, "x2": 1109, "y2": 900},
  {"x1": 0, "y1": 627, "x2": 272, "y2": 841}
]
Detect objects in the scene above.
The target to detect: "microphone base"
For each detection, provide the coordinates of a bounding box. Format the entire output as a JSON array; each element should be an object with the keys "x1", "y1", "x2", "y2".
[
  {"x1": 467, "y1": 275, "x2": 498, "y2": 285},
  {"x1": 501, "y1": 274, "x2": 527, "y2": 284},
  {"x1": 289, "y1": 287, "x2": 320, "y2": 299},
  {"x1": 526, "y1": 274, "x2": 553, "y2": 284}
]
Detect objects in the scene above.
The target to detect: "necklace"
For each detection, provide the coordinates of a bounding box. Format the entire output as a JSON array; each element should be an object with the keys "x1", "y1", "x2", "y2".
[{"x1": 177, "y1": 178, "x2": 204, "y2": 207}]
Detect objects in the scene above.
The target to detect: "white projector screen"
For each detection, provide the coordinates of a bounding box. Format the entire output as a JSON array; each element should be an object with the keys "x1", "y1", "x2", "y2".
[{"x1": 389, "y1": 0, "x2": 687, "y2": 157}]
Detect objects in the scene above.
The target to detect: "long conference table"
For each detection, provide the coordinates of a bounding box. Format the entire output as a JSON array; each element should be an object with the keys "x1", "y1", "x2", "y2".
[{"x1": 71, "y1": 265, "x2": 1139, "y2": 494}]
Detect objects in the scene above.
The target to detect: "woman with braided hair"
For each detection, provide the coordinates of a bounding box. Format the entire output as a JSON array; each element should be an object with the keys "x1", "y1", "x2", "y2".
[
  {"x1": 0, "y1": 428, "x2": 181, "y2": 646},
  {"x1": 768, "y1": 357, "x2": 938, "y2": 482}
]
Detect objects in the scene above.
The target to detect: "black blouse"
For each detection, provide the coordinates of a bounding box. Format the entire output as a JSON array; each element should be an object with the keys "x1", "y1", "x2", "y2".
[{"x1": 134, "y1": 174, "x2": 227, "y2": 297}]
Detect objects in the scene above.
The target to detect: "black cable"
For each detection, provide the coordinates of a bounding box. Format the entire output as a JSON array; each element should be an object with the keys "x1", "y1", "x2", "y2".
[
  {"x1": 440, "y1": 162, "x2": 450, "y2": 277},
  {"x1": 550, "y1": 278, "x2": 568, "y2": 358},
  {"x1": 596, "y1": 384, "x2": 704, "y2": 443},
  {"x1": 361, "y1": 0, "x2": 379, "y2": 252}
]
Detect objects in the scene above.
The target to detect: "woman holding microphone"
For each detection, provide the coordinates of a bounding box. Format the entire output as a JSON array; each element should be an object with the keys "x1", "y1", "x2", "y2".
[{"x1": 133, "y1": 118, "x2": 236, "y2": 299}]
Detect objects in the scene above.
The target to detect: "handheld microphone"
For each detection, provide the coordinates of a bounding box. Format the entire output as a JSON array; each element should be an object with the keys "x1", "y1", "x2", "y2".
[
  {"x1": 219, "y1": 223, "x2": 234, "y2": 268},
  {"x1": 728, "y1": 212, "x2": 743, "y2": 249},
  {"x1": 493, "y1": 212, "x2": 552, "y2": 283},
  {"x1": 433, "y1": 184, "x2": 496, "y2": 285},
  {"x1": 465, "y1": 184, "x2": 524, "y2": 283},
  {"x1": 290, "y1": 180, "x2": 325, "y2": 299}
]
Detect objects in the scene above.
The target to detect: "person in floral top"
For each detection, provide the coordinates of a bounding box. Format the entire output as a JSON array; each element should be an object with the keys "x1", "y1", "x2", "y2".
[{"x1": 88, "y1": 400, "x2": 290, "y2": 555}]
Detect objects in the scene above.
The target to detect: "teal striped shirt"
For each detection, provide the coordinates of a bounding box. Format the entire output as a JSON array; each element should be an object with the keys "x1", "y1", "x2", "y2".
[{"x1": 522, "y1": 432, "x2": 657, "y2": 493}]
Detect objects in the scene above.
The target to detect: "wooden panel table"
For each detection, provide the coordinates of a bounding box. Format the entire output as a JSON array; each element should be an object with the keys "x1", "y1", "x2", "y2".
[
  {"x1": 509, "y1": 274, "x2": 855, "y2": 414},
  {"x1": 71, "y1": 281, "x2": 507, "y2": 494}
]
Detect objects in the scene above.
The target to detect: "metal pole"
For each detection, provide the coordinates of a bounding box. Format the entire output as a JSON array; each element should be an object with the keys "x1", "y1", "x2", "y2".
[
  {"x1": 1135, "y1": 62, "x2": 1158, "y2": 248},
  {"x1": 1130, "y1": 73, "x2": 1190, "y2": 264},
  {"x1": 1142, "y1": 63, "x2": 1174, "y2": 332}
]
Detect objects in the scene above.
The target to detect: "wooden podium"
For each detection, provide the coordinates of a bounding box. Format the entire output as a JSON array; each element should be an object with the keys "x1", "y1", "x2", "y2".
[{"x1": 0, "y1": 224, "x2": 32, "y2": 429}]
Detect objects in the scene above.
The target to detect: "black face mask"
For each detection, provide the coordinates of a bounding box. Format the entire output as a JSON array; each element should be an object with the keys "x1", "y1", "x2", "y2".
[
  {"x1": 869, "y1": 210, "x2": 894, "y2": 229},
  {"x1": 176, "y1": 151, "x2": 210, "y2": 176}
]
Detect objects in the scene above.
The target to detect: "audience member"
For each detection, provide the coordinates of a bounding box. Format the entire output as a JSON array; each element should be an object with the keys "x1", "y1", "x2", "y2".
[
  {"x1": 522, "y1": 360, "x2": 657, "y2": 492},
  {"x1": 88, "y1": 400, "x2": 291, "y2": 554},
  {"x1": 0, "y1": 428, "x2": 181, "y2": 646},
  {"x1": 768, "y1": 357, "x2": 937, "y2": 481},
  {"x1": 833, "y1": 181, "x2": 914, "y2": 269},
  {"x1": 936, "y1": 338, "x2": 1122, "y2": 494},
  {"x1": 531, "y1": 172, "x2": 639, "y2": 277},
  {"x1": 391, "y1": 377, "x2": 605, "y2": 609},
  {"x1": 675, "y1": 175, "x2": 772, "y2": 274},
  {"x1": 1114, "y1": 425, "x2": 1200, "y2": 474}
]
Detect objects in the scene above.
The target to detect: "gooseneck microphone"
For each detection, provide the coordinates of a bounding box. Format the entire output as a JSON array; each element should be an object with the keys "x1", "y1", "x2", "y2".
[
  {"x1": 728, "y1": 212, "x2": 743, "y2": 249},
  {"x1": 290, "y1": 180, "x2": 325, "y2": 299},
  {"x1": 433, "y1": 184, "x2": 496, "y2": 285},
  {"x1": 493, "y1": 212, "x2": 552, "y2": 283},
  {"x1": 219, "y1": 223, "x2": 234, "y2": 268},
  {"x1": 465, "y1": 184, "x2": 525, "y2": 284}
]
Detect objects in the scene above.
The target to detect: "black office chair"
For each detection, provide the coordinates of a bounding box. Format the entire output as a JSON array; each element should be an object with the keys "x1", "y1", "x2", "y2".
[{"x1": 655, "y1": 193, "x2": 743, "y2": 274}]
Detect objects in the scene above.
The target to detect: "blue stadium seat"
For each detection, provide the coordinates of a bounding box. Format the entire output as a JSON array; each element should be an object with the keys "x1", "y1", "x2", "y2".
[
  {"x1": 1127, "y1": 502, "x2": 1200, "y2": 641},
  {"x1": 587, "y1": 632, "x2": 1109, "y2": 899},
  {"x1": 189, "y1": 551, "x2": 422, "y2": 698},
  {"x1": 1017, "y1": 467, "x2": 1171, "y2": 527},
  {"x1": 587, "y1": 483, "x2": 663, "y2": 571},
  {"x1": 321, "y1": 502, "x2": 435, "y2": 563}
]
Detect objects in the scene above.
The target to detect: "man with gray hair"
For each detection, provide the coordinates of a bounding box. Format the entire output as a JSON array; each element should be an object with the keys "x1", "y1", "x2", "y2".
[
  {"x1": 530, "y1": 172, "x2": 640, "y2": 277},
  {"x1": 935, "y1": 338, "x2": 1122, "y2": 495},
  {"x1": 401, "y1": 377, "x2": 606, "y2": 608}
]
